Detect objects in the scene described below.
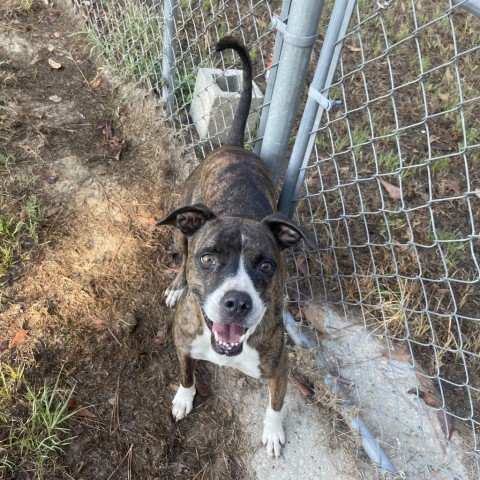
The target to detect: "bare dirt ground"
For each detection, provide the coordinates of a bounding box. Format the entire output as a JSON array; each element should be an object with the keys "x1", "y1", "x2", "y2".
[{"x1": 0, "y1": 2, "x2": 262, "y2": 478}]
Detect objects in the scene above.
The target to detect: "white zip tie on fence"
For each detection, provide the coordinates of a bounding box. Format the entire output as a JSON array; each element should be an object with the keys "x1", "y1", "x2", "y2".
[{"x1": 271, "y1": 16, "x2": 318, "y2": 48}]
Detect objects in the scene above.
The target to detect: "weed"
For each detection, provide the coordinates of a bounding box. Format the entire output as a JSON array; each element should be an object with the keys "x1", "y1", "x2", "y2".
[
  {"x1": 19, "y1": 0, "x2": 33, "y2": 12},
  {"x1": 0, "y1": 203, "x2": 43, "y2": 281},
  {"x1": 85, "y1": 2, "x2": 164, "y2": 92},
  {"x1": 434, "y1": 229, "x2": 467, "y2": 272},
  {"x1": 0, "y1": 365, "x2": 78, "y2": 479}
]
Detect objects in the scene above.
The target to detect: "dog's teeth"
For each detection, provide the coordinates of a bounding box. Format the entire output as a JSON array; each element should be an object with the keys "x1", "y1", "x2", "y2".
[
  {"x1": 214, "y1": 331, "x2": 219, "y2": 342},
  {"x1": 239, "y1": 335, "x2": 245, "y2": 343}
]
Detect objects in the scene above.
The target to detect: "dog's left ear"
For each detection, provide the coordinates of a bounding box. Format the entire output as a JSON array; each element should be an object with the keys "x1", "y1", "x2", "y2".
[
  {"x1": 262, "y1": 212, "x2": 316, "y2": 250},
  {"x1": 155, "y1": 203, "x2": 216, "y2": 236}
]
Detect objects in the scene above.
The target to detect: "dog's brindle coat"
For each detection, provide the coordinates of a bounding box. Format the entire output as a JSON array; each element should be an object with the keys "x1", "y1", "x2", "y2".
[{"x1": 156, "y1": 37, "x2": 313, "y2": 457}]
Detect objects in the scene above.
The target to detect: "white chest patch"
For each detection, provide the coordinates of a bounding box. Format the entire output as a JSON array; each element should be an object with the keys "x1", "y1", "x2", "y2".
[{"x1": 190, "y1": 326, "x2": 261, "y2": 379}]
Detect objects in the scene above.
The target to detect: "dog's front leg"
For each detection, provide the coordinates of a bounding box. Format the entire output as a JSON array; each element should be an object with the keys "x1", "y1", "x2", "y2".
[
  {"x1": 262, "y1": 351, "x2": 288, "y2": 457},
  {"x1": 172, "y1": 354, "x2": 196, "y2": 421}
]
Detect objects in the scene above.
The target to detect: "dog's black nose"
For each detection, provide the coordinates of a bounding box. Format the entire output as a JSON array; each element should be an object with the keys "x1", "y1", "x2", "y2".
[{"x1": 222, "y1": 290, "x2": 252, "y2": 317}]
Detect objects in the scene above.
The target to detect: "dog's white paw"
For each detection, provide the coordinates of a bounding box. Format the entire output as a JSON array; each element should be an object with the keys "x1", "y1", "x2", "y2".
[
  {"x1": 172, "y1": 383, "x2": 196, "y2": 421},
  {"x1": 262, "y1": 406, "x2": 285, "y2": 458},
  {"x1": 165, "y1": 287, "x2": 185, "y2": 308}
]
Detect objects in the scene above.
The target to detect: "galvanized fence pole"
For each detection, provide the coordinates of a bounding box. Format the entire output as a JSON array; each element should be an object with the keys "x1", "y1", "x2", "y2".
[
  {"x1": 162, "y1": 0, "x2": 179, "y2": 116},
  {"x1": 452, "y1": 0, "x2": 480, "y2": 16},
  {"x1": 258, "y1": 0, "x2": 325, "y2": 184},
  {"x1": 254, "y1": 0, "x2": 292, "y2": 156},
  {"x1": 278, "y1": 0, "x2": 357, "y2": 217}
]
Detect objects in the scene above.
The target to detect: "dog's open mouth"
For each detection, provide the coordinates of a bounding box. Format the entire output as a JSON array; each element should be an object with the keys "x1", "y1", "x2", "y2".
[{"x1": 205, "y1": 318, "x2": 247, "y2": 356}]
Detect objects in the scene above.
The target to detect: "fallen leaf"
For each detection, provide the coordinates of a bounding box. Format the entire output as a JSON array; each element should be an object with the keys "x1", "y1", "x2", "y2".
[
  {"x1": 19, "y1": 145, "x2": 31, "y2": 151},
  {"x1": 0, "y1": 340, "x2": 8, "y2": 352},
  {"x1": 53, "y1": 31, "x2": 61, "y2": 38},
  {"x1": 48, "y1": 58, "x2": 62, "y2": 69},
  {"x1": 347, "y1": 44, "x2": 361, "y2": 52},
  {"x1": 301, "y1": 302, "x2": 325, "y2": 333},
  {"x1": 34, "y1": 111, "x2": 43, "y2": 119},
  {"x1": 35, "y1": 252, "x2": 45, "y2": 266},
  {"x1": 30, "y1": 54, "x2": 40, "y2": 65},
  {"x1": 448, "y1": 179, "x2": 461, "y2": 194},
  {"x1": 227, "y1": 405, "x2": 234, "y2": 418},
  {"x1": 137, "y1": 215, "x2": 157, "y2": 226},
  {"x1": 428, "y1": 135, "x2": 440, "y2": 144},
  {"x1": 291, "y1": 374, "x2": 314, "y2": 397},
  {"x1": 295, "y1": 254, "x2": 309, "y2": 276},
  {"x1": 46, "y1": 205, "x2": 61, "y2": 217},
  {"x1": 67, "y1": 399, "x2": 96, "y2": 418},
  {"x1": 380, "y1": 179, "x2": 402, "y2": 200},
  {"x1": 474, "y1": 189, "x2": 480, "y2": 198},
  {"x1": 90, "y1": 78, "x2": 101, "y2": 89},
  {"x1": 47, "y1": 44, "x2": 55, "y2": 52},
  {"x1": 46, "y1": 10, "x2": 60, "y2": 23},
  {"x1": 386, "y1": 348, "x2": 411, "y2": 362},
  {"x1": 9, "y1": 329, "x2": 29, "y2": 349},
  {"x1": 438, "y1": 411, "x2": 456, "y2": 440},
  {"x1": 94, "y1": 321, "x2": 107, "y2": 332},
  {"x1": 407, "y1": 388, "x2": 439, "y2": 408},
  {"x1": 49, "y1": 95, "x2": 62, "y2": 103}
]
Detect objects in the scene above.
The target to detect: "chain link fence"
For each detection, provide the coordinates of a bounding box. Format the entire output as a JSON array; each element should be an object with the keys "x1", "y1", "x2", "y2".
[
  {"x1": 289, "y1": 0, "x2": 480, "y2": 478},
  {"x1": 70, "y1": 0, "x2": 479, "y2": 478}
]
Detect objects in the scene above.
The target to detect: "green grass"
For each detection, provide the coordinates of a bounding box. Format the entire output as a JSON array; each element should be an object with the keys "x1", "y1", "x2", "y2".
[
  {"x1": 0, "y1": 153, "x2": 45, "y2": 288},
  {"x1": 85, "y1": 1, "x2": 164, "y2": 91},
  {"x1": 434, "y1": 229, "x2": 468, "y2": 272},
  {"x1": 0, "y1": 364, "x2": 79, "y2": 479}
]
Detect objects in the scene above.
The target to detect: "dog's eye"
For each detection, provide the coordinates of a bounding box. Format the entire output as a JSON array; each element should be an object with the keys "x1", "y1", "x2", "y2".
[
  {"x1": 200, "y1": 254, "x2": 215, "y2": 267},
  {"x1": 259, "y1": 261, "x2": 274, "y2": 273}
]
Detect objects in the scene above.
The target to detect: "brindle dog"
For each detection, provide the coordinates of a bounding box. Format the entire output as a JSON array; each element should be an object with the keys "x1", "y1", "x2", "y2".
[{"x1": 156, "y1": 37, "x2": 313, "y2": 457}]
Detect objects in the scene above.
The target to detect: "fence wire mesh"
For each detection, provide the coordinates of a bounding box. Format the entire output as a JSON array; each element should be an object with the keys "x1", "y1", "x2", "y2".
[
  {"x1": 70, "y1": 0, "x2": 479, "y2": 478},
  {"x1": 292, "y1": 0, "x2": 480, "y2": 478},
  {"x1": 71, "y1": 0, "x2": 280, "y2": 158}
]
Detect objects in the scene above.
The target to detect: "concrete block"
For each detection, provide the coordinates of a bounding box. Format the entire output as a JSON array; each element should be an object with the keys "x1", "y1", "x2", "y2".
[{"x1": 189, "y1": 67, "x2": 263, "y2": 145}]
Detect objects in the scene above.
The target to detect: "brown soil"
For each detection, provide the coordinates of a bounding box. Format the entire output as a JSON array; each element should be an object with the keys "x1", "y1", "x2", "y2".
[{"x1": 0, "y1": 2, "x2": 252, "y2": 478}]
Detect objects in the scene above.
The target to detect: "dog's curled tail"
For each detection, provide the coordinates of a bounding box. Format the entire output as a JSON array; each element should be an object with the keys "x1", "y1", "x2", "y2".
[{"x1": 215, "y1": 37, "x2": 253, "y2": 148}]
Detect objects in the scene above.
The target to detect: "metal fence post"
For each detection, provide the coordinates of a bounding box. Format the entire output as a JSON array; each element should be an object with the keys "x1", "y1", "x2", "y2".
[
  {"x1": 162, "y1": 0, "x2": 179, "y2": 116},
  {"x1": 258, "y1": 0, "x2": 325, "y2": 184},
  {"x1": 452, "y1": 0, "x2": 480, "y2": 16},
  {"x1": 254, "y1": 0, "x2": 292, "y2": 155},
  {"x1": 278, "y1": 0, "x2": 357, "y2": 217}
]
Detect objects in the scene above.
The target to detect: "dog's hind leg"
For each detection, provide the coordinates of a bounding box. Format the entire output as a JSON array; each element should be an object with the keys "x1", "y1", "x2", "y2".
[
  {"x1": 172, "y1": 353, "x2": 197, "y2": 421},
  {"x1": 165, "y1": 231, "x2": 187, "y2": 307}
]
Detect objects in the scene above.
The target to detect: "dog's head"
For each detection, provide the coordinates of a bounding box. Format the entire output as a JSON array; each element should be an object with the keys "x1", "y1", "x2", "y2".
[{"x1": 157, "y1": 204, "x2": 314, "y2": 356}]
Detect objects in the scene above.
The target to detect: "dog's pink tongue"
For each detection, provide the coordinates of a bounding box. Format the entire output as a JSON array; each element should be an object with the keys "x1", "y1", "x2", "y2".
[{"x1": 212, "y1": 323, "x2": 246, "y2": 343}]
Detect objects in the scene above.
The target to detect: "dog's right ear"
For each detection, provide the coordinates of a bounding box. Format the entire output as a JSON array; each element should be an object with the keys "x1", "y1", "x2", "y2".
[{"x1": 155, "y1": 204, "x2": 216, "y2": 236}]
